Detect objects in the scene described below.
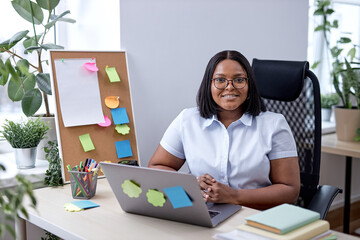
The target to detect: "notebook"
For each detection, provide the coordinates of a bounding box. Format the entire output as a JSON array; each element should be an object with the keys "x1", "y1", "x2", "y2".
[
  {"x1": 100, "y1": 162, "x2": 241, "y2": 227},
  {"x1": 245, "y1": 203, "x2": 320, "y2": 234}
]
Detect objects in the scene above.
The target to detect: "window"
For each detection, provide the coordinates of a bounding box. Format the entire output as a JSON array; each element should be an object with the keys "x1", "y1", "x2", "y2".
[
  {"x1": 308, "y1": 0, "x2": 360, "y2": 94},
  {"x1": 0, "y1": 1, "x2": 119, "y2": 145}
]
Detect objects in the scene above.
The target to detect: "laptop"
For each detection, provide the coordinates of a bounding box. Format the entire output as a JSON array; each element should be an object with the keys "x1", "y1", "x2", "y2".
[{"x1": 100, "y1": 162, "x2": 241, "y2": 227}]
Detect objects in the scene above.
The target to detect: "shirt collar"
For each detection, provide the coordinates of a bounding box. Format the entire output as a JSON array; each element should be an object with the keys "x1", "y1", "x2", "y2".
[{"x1": 202, "y1": 113, "x2": 253, "y2": 129}]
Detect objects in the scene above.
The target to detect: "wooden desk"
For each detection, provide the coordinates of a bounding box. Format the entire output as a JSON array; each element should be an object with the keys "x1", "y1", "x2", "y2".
[
  {"x1": 18, "y1": 178, "x2": 358, "y2": 240},
  {"x1": 322, "y1": 133, "x2": 360, "y2": 234}
]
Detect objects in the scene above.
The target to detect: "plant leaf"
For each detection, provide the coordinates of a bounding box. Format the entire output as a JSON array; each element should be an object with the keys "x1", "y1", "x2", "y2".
[
  {"x1": 40, "y1": 43, "x2": 64, "y2": 50},
  {"x1": 8, "y1": 73, "x2": 36, "y2": 101},
  {"x1": 347, "y1": 47, "x2": 356, "y2": 61},
  {"x1": 5, "y1": 58, "x2": 20, "y2": 84},
  {"x1": 314, "y1": 25, "x2": 325, "y2": 32},
  {"x1": 314, "y1": 9, "x2": 324, "y2": 15},
  {"x1": 23, "y1": 34, "x2": 42, "y2": 53},
  {"x1": 24, "y1": 46, "x2": 41, "y2": 54},
  {"x1": 339, "y1": 37, "x2": 351, "y2": 44},
  {"x1": 0, "y1": 59, "x2": 9, "y2": 86},
  {"x1": 11, "y1": 0, "x2": 44, "y2": 25},
  {"x1": 36, "y1": 73, "x2": 52, "y2": 95},
  {"x1": 0, "y1": 39, "x2": 16, "y2": 51},
  {"x1": 22, "y1": 88, "x2": 42, "y2": 116},
  {"x1": 9, "y1": 30, "x2": 29, "y2": 46},
  {"x1": 16, "y1": 59, "x2": 30, "y2": 76},
  {"x1": 311, "y1": 61, "x2": 320, "y2": 69},
  {"x1": 36, "y1": 0, "x2": 59, "y2": 10},
  {"x1": 326, "y1": 8, "x2": 334, "y2": 14},
  {"x1": 56, "y1": 17, "x2": 76, "y2": 24},
  {"x1": 45, "y1": 10, "x2": 70, "y2": 29}
]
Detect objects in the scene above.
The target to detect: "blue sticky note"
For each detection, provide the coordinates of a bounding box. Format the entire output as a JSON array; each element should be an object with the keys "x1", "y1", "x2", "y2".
[
  {"x1": 115, "y1": 140, "x2": 133, "y2": 158},
  {"x1": 71, "y1": 200, "x2": 99, "y2": 209},
  {"x1": 163, "y1": 186, "x2": 193, "y2": 209},
  {"x1": 111, "y1": 108, "x2": 130, "y2": 125}
]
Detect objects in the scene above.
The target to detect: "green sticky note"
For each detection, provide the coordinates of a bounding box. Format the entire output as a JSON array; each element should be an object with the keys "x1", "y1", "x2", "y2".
[
  {"x1": 79, "y1": 133, "x2": 95, "y2": 152},
  {"x1": 105, "y1": 66, "x2": 121, "y2": 82},
  {"x1": 121, "y1": 180, "x2": 142, "y2": 198},
  {"x1": 115, "y1": 124, "x2": 130, "y2": 135},
  {"x1": 146, "y1": 189, "x2": 166, "y2": 207}
]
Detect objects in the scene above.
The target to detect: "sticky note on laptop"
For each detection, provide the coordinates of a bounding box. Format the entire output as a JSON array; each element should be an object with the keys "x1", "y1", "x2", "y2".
[{"x1": 163, "y1": 186, "x2": 192, "y2": 209}]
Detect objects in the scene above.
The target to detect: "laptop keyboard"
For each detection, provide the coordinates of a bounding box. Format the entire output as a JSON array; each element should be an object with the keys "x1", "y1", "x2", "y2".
[{"x1": 208, "y1": 210, "x2": 220, "y2": 218}]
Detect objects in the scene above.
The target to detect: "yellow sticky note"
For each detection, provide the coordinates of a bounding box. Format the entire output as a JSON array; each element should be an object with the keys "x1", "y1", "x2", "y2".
[
  {"x1": 64, "y1": 203, "x2": 83, "y2": 212},
  {"x1": 146, "y1": 189, "x2": 166, "y2": 207},
  {"x1": 115, "y1": 124, "x2": 130, "y2": 135},
  {"x1": 105, "y1": 96, "x2": 120, "y2": 108},
  {"x1": 105, "y1": 66, "x2": 121, "y2": 82},
  {"x1": 122, "y1": 180, "x2": 142, "y2": 198},
  {"x1": 79, "y1": 133, "x2": 95, "y2": 152}
]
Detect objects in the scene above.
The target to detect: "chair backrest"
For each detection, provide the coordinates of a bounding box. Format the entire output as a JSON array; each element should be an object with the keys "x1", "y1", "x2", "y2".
[{"x1": 252, "y1": 59, "x2": 322, "y2": 208}]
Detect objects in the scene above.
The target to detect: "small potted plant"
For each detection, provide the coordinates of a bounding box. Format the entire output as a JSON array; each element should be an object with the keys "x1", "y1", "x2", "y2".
[
  {"x1": 0, "y1": 118, "x2": 50, "y2": 168},
  {"x1": 320, "y1": 93, "x2": 339, "y2": 121}
]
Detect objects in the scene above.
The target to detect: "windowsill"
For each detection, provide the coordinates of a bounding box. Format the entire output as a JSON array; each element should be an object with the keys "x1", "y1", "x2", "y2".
[
  {"x1": 0, "y1": 152, "x2": 49, "y2": 189},
  {"x1": 322, "y1": 121, "x2": 336, "y2": 135}
]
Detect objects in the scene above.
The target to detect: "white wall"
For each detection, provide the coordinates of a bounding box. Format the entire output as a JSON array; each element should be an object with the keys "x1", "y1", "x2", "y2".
[{"x1": 120, "y1": 0, "x2": 309, "y2": 167}]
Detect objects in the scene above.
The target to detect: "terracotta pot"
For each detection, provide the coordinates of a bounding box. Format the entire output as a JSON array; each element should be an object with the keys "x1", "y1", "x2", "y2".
[{"x1": 334, "y1": 107, "x2": 360, "y2": 141}]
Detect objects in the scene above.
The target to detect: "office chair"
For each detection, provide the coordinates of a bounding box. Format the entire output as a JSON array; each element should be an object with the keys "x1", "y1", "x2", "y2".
[{"x1": 252, "y1": 59, "x2": 342, "y2": 219}]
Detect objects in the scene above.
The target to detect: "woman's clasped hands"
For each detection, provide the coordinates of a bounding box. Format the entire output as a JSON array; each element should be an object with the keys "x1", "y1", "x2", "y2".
[{"x1": 197, "y1": 174, "x2": 237, "y2": 204}]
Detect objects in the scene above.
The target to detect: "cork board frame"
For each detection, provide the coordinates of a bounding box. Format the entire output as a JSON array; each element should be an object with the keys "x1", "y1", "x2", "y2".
[{"x1": 49, "y1": 50, "x2": 138, "y2": 182}]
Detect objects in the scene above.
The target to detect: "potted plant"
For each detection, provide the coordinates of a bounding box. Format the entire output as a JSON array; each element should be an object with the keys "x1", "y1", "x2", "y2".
[
  {"x1": 0, "y1": 0, "x2": 75, "y2": 158},
  {"x1": 0, "y1": 117, "x2": 50, "y2": 168},
  {"x1": 320, "y1": 93, "x2": 339, "y2": 121},
  {"x1": 313, "y1": 0, "x2": 360, "y2": 141}
]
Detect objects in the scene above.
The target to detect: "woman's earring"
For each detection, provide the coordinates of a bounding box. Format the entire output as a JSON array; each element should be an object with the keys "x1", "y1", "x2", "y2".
[{"x1": 246, "y1": 95, "x2": 250, "y2": 100}]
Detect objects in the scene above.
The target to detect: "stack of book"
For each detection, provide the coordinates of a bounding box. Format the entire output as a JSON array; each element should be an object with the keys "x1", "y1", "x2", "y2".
[{"x1": 214, "y1": 204, "x2": 336, "y2": 240}]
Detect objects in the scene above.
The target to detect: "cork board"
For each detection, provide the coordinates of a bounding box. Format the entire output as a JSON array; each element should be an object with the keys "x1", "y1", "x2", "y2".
[{"x1": 49, "y1": 51, "x2": 138, "y2": 182}]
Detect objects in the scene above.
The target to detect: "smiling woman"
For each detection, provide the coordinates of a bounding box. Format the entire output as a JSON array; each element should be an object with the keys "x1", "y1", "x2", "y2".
[{"x1": 148, "y1": 50, "x2": 301, "y2": 210}]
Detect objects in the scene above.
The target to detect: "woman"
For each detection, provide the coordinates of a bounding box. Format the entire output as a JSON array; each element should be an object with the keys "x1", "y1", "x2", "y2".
[{"x1": 148, "y1": 50, "x2": 300, "y2": 210}]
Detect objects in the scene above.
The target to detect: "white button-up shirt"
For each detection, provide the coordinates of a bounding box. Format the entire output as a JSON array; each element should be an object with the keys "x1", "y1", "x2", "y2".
[{"x1": 160, "y1": 107, "x2": 297, "y2": 190}]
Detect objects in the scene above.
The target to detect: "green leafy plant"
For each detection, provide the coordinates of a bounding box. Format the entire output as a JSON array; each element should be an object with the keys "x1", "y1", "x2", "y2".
[
  {"x1": 41, "y1": 230, "x2": 60, "y2": 240},
  {"x1": 320, "y1": 93, "x2": 339, "y2": 108},
  {"x1": 0, "y1": 117, "x2": 50, "y2": 148},
  {"x1": 0, "y1": 164, "x2": 37, "y2": 239},
  {"x1": 355, "y1": 128, "x2": 360, "y2": 142},
  {"x1": 44, "y1": 140, "x2": 63, "y2": 187},
  {"x1": 0, "y1": 0, "x2": 75, "y2": 117},
  {"x1": 313, "y1": 0, "x2": 360, "y2": 109}
]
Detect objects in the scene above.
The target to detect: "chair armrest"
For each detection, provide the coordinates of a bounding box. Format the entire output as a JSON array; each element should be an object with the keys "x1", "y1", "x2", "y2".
[{"x1": 307, "y1": 185, "x2": 342, "y2": 219}]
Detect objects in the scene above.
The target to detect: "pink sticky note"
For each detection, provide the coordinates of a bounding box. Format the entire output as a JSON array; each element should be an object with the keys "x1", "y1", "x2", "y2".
[
  {"x1": 97, "y1": 116, "x2": 111, "y2": 127},
  {"x1": 84, "y1": 62, "x2": 99, "y2": 72}
]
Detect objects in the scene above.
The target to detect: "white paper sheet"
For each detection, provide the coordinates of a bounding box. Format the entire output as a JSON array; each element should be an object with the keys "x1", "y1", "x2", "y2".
[{"x1": 54, "y1": 58, "x2": 104, "y2": 127}]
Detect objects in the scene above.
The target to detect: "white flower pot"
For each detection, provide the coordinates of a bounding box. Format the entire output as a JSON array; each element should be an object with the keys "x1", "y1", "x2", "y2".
[
  {"x1": 14, "y1": 147, "x2": 37, "y2": 169},
  {"x1": 321, "y1": 108, "x2": 332, "y2": 122}
]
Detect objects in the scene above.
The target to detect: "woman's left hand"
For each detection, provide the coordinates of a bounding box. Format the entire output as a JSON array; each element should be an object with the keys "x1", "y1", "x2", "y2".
[{"x1": 197, "y1": 174, "x2": 237, "y2": 204}]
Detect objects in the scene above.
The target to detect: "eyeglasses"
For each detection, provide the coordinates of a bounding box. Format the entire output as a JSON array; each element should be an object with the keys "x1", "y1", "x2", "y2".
[{"x1": 212, "y1": 77, "x2": 248, "y2": 90}]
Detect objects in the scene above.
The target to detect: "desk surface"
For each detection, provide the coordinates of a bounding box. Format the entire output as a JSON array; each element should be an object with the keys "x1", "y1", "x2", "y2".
[
  {"x1": 322, "y1": 133, "x2": 360, "y2": 158},
  {"x1": 22, "y1": 178, "x2": 359, "y2": 240}
]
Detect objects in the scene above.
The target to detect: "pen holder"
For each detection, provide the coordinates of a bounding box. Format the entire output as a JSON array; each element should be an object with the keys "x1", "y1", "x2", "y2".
[{"x1": 68, "y1": 168, "x2": 98, "y2": 199}]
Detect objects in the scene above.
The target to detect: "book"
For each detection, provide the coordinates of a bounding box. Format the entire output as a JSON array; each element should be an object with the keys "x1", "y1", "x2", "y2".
[
  {"x1": 237, "y1": 220, "x2": 330, "y2": 240},
  {"x1": 245, "y1": 204, "x2": 320, "y2": 234}
]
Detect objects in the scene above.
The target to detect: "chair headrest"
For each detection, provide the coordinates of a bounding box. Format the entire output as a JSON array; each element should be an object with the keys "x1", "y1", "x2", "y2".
[{"x1": 252, "y1": 59, "x2": 309, "y2": 101}]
